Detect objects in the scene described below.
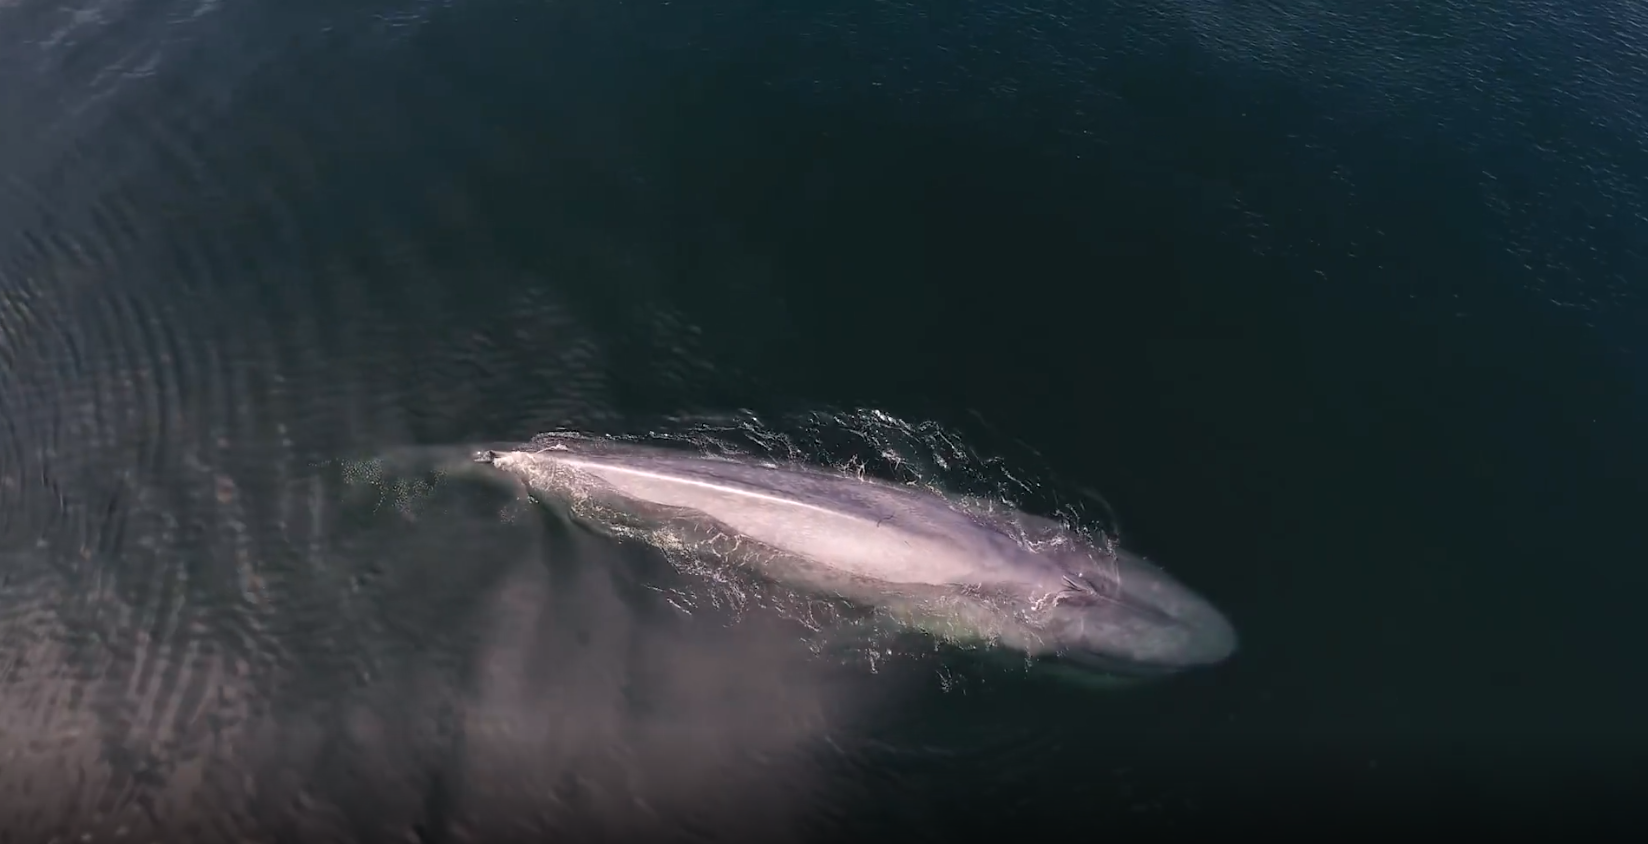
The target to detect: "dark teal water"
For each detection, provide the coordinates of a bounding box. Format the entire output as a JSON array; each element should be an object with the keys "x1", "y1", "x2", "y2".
[{"x1": 1, "y1": 0, "x2": 1644, "y2": 839}]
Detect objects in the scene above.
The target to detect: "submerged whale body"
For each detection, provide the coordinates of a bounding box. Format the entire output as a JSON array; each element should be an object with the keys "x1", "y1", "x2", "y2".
[{"x1": 474, "y1": 435, "x2": 1236, "y2": 677}]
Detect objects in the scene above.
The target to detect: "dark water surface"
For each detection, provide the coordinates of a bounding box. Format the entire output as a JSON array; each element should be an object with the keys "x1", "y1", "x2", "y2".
[{"x1": 2, "y1": 0, "x2": 1645, "y2": 839}]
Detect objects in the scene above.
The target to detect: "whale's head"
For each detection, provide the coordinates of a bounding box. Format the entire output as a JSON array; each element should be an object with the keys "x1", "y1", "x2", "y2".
[{"x1": 1032, "y1": 546, "x2": 1237, "y2": 678}]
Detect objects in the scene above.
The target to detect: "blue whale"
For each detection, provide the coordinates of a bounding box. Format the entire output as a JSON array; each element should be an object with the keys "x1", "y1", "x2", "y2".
[{"x1": 474, "y1": 435, "x2": 1236, "y2": 678}]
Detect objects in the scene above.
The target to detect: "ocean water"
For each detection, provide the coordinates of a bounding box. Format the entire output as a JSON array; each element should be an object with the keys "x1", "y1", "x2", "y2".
[{"x1": 1, "y1": 0, "x2": 1644, "y2": 839}]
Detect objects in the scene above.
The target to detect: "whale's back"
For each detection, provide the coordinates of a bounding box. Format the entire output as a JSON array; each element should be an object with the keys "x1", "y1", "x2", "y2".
[
  {"x1": 494, "y1": 443, "x2": 1031, "y2": 587},
  {"x1": 481, "y1": 438, "x2": 1239, "y2": 674}
]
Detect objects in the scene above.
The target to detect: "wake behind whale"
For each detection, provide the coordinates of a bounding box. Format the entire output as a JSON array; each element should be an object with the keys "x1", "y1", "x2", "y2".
[{"x1": 471, "y1": 431, "x2": 1237, "y2": 679}]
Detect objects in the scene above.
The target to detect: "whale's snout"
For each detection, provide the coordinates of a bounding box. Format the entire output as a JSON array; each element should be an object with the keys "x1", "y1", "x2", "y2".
[{"x1": 1046, "y1": 551, "x2": 1237, "y2": 675}]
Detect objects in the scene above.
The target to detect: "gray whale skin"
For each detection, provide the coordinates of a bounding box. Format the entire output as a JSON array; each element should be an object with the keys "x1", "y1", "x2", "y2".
[{"x1": 474, "y1": 435, "x2": 1236, "y2": 678}]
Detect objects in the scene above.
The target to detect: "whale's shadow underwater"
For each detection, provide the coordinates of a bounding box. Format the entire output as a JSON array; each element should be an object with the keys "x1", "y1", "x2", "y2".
[{"x1": 467, "y1": 433, "x2": 1238, "y2": 685}]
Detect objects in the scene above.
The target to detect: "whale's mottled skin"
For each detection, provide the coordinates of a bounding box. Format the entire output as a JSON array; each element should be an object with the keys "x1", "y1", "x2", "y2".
[{"x1": 474, "y1": 435, "x2": 1236, "y2": 676}]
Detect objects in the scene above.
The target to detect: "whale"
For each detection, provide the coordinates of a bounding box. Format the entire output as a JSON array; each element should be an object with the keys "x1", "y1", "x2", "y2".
[{"x1": 473, "y1": 434, "x2": 1237, "y2": 678}]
